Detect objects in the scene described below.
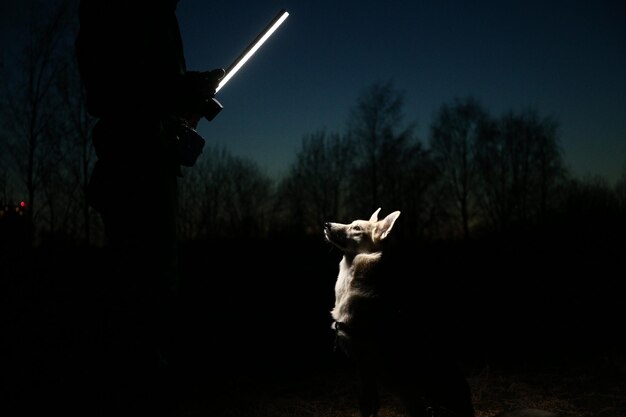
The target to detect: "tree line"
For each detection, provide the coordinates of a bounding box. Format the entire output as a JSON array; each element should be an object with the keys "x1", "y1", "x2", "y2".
[{"x1": 1, "y1": 2, "x2": 625, "y2": 249}]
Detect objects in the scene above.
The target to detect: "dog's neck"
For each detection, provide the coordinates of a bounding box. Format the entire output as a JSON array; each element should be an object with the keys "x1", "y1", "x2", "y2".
[
  {"x1": 331, "y1": 251, "x2": 384, "y2": 327},
  {"x1": 342, "y1": 249, "x2": 380, "y2": 264}
]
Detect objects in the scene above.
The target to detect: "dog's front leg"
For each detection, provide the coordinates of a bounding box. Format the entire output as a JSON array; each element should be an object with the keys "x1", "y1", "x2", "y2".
[{"x1": 356, "y1": 364, "x2": 379, "y2": 417}]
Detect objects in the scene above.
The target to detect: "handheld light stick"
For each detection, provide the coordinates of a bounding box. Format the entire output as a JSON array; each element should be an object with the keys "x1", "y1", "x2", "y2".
[
  {"x1": 218, "y1": 9, "x2": 289, "y2": 92},
  {"x1": 204, "y1": 9, "x2": 289, "y2": 120}
]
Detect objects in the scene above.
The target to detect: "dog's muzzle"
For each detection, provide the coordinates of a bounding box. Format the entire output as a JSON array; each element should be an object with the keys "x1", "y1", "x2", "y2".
[
  {"x1": 324, "y1": 222, "x2": 347, "y2": 249},
  {"x1": 323, "y1": 222, "x2": 333, "y2": 241}
]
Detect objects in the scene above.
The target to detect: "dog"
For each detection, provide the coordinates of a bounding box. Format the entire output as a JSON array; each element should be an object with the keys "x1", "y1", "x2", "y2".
[{"x1": 324, "y1": 208, "x2": 558, "y2": 417}]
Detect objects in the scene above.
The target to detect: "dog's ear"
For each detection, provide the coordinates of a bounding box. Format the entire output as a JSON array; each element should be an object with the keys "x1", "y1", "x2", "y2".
[
  {"x1": 377, "y1": 211, "x2": 401, "y2": 240},
  {"x1": 369, "y1": 207, "x2": 382, "y2": 222}
]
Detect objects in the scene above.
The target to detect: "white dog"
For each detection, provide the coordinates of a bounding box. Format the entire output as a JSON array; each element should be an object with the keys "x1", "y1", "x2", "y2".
[{"x1": 324, "y1": 208, "x2": 558, "y2": 417}]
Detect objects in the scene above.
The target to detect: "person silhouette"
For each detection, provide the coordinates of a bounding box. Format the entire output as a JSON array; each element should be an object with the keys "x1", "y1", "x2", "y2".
[{"x1": 75, "y1": 1, "x2": 223, "y2": 415}]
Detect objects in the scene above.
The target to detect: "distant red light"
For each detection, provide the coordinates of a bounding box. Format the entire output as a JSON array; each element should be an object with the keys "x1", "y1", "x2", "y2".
[{"x1": 20, "y1": 201, "x2": 26, "y2": 207}]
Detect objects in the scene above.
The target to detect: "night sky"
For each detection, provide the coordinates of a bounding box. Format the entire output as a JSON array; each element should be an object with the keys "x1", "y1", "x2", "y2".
[
  {"x1": 1, "y1": 0, "x2": 625, "y2": 182},
  {"x1": 177, "y1": 0, "x2": 626, "y2": 182}
]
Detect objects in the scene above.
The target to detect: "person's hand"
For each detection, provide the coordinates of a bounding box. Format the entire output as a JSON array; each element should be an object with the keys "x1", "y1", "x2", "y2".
[
  {"x1": 187, "y1": 68, "x2": 225, "y2": 100},
  {"x1": 183, "y1": 69, "x2": 225, "y2": 121},
  {"x1": 202, "y1": 68, "x2": 225, "y2": 97},
  {"x1": 184, "y1": 112, "x2": 202, "y2": 129}
]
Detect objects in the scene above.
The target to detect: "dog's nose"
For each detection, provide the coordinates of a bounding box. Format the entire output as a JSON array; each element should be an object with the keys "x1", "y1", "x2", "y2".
[{"x1": 324, "y1": 222, "x2": 331, "y2": 230}]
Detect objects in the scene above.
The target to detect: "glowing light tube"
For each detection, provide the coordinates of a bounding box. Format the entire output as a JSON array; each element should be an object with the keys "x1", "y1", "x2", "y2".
[{"x1": 216, "y1": 9, "x2": 289, "y2": 93}]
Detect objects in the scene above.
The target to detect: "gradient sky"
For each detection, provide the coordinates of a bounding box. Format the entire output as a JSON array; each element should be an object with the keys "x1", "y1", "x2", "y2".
[
  {"x1": 2, "y1": 0, "x2": 625, "y2": 183},
  {"x1": 178, "y1": 0, "x2": 625, "y2": 183}
]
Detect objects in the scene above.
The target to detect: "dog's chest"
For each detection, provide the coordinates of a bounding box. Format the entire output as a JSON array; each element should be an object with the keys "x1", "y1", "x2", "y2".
[
  {"x1": 331, "y1": 257, "x2": 354, "y2": 321},
  {"x1": 334, "y1": 257, "x2": 353, "y2": 300},
  {"x1": 332, "y1": 253, "x2": 384, "y2": 323}
]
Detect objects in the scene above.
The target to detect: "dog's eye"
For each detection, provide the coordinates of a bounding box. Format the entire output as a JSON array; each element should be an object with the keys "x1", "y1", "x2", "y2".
[{"x1": 352, "y1": 225, "x2": 361, "y2": 231}]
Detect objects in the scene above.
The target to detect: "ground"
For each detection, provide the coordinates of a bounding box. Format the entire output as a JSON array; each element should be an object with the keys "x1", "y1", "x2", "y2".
[{"x1": 173, "y1": 349, "x2": 626, "y2": 417}]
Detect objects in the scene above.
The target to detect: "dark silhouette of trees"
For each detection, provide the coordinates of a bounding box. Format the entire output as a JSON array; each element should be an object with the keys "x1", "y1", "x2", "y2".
[
  {"x1": 346, "y1": 80, "x2": 416, "y2": 217},
  {"x1": 474, "y1": 109, "x2": 564, "y2": 232},
  {"x1": 428, "y1": 99, "x2": 565, "y2": 240},
  {"x1": 0, "y1": 0, "x2": 74, "y2": 246},
  {"x1": 275, "y1": 129, "x2": 353, "y2": 235},
  {"x1": 429, "y1": 97, "x2": 489, "y2": 240},
  {"x1": 178, "y1": 145, "x2": 229, "y2": 240},
  {"x1": 396, "y1": 143, "x2": 441, "y2": 240},
  {"x1": 282, "y1": 87, "x2": 573, "y2": 242},
  {"x1": 178, "y1": 144, "x2": 273, "y2": 240},
  {"x1": 0, "y1": 0, "x2": 619, "y2": 247},
  {"x1": 555, "y1": 175, "x2": 624, "y2": 245},
  {"x1": 221, "y1": 157, "x2": 273, "y2": 237},
  {"x1": 56, "y1": 22, "x2": 99, "y2": 245}
]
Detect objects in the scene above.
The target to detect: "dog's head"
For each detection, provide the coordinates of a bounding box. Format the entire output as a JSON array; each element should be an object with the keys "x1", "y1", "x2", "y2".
[{"x1": 324, "y1": 208, "x2": 401, "y2": 255}]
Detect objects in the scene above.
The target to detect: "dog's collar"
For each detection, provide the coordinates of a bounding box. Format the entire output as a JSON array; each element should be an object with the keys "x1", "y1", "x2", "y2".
[
  {"x1": 332, "y1": 319, "x2": 384, "y2": 335},
  {"x1": 332, "y1": 320, "x2": 350, "y2": 333},
  {"x1": 332, "y1": 320, "x2": 351, "y2": 352}
]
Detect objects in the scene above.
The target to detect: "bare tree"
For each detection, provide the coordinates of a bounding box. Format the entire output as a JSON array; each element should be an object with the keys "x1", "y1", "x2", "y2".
[
  {"x1": 429, "y1": 97, "x2": 489, "y2": 240},
  {"x1": 347, "y1": 80, "x2": 417, "y2": 217},
  {"x1": 56, "y1": 20, "x2": 100, "y2": 245},
  {"x1": 475, "y1": 109, "x2": 564, "y2": 231},
  {"x1": 396, "y1": 143, "x2": 441, "y2": 240},
  {"x1": 0, "y1": 0, "x2": 73, "y2": 246},
  {"x1": 221, "y1": 157, "x2": 273, "y2": 238},
  {"x1": 473, "y1": 117, "x2": 510, "y2": 230},
  {"x1": 178, "y1": 144, "x2": 232, "y2": 240},
  {"x1": 527, "y1": 111, "x2": 564, "y2": 222},
  {"x1": 178, "y1": 144, "x2": 274, "y2": 240},
  {"x1": 276, "y1": 129, "x2": 353, "y2": 235}
]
